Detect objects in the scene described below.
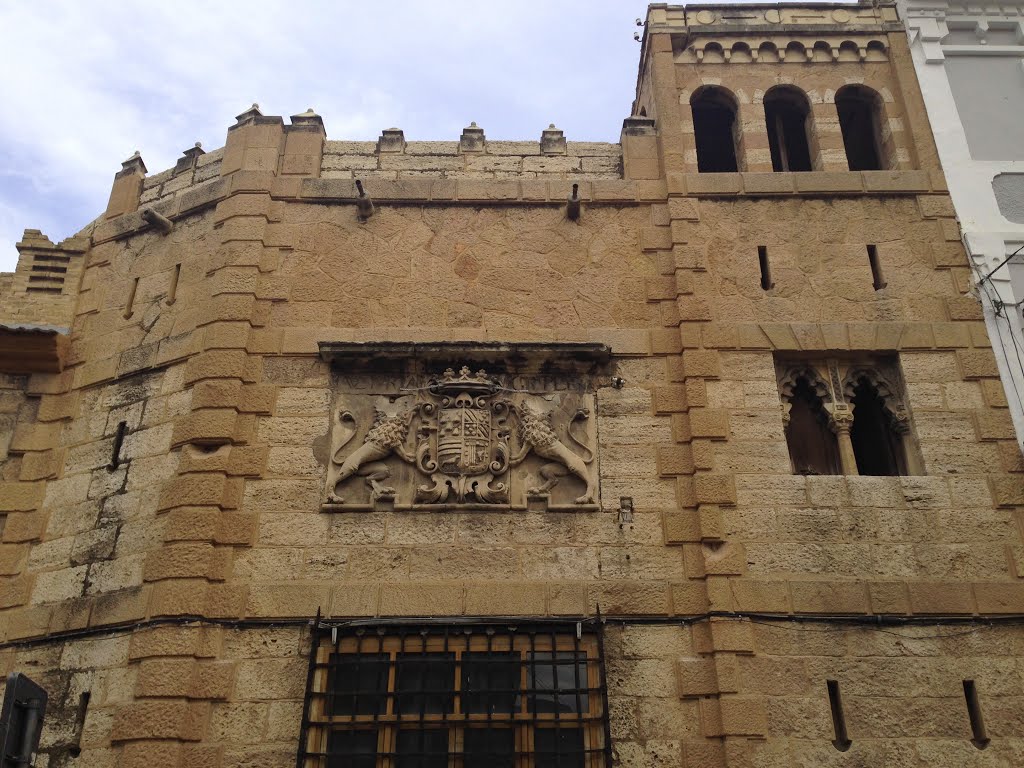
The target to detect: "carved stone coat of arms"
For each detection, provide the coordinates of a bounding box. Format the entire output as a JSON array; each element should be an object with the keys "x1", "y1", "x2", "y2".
[{"x1": 325, "y1": 366, "x2": 598, "y2": 511}]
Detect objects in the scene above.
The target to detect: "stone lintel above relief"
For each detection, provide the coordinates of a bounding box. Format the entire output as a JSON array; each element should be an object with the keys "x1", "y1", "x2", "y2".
[{"x1": 318, "y1": 341, "x2": 612, "y2": 374}]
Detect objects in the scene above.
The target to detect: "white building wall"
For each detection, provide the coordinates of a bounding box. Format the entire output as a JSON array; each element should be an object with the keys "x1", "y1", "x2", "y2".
[{"x1": 899, "y1": 0, "x2": 1024, "y2": 448}]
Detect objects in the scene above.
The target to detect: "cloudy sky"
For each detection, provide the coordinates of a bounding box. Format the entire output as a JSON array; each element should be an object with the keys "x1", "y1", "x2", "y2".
[
  {"x1": 0, "y1": 1, "x2": 658, "y2": 271},
  {"x1": 0, "y1": 1, "x2": 829, "y2": 273}
]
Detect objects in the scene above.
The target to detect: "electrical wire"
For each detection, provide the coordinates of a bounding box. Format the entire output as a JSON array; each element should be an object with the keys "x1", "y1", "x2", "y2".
[
  {"x1": 966, "y1": 252, "x2": 1024, "y2": 412},
  {"x1": 975, "y1": 242, "x2": 1024, "y2": 287},
  {"x1": 1, "y1": 611, "x2": 1020, "y2": 650}
]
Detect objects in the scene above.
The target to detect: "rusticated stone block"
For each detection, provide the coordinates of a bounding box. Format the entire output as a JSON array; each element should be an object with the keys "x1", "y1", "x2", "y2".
[
  {"x1": 214, "y1": 512, "x2": 259, "y2": 545},
  {"x1": 991, "y1": 476, "x2": 1024, "y2": 507},
  {"x1": 974, "y1": 409, "x2": 1015, "y2": 441},
  {"x1": 683, "y1": 350, "x2": 721, "y2": 378},
  {"x1": 1, "y1": 511, "x2": 46, "y2": 542},
  {"x1": 653, "y1": 385, "x2": 688, "y2": 414},
  {"x1": 671, "y1": 581, "x2": 709, "y2": 614},
  {"x1": 918, "y1": 195, "x2": 956, "y2": 219},
  {"x1": 702, "y1": 542, "x2": 746, "y2": 575},
  {"x1": 150, "y1": 579, "x2": 209, "y2": 617},
  {"x1": 120, "y1": 742, "x2": 183, "y2": 768},
  {"x1": 19, "y1": 449, "x2": 63, "y2": 481},
  {"x1": 171, "y1": 409, "x2": 238, "y2": 448},
  {"x1": 687, "y1": 173, "x2": 741, "y2": 195},
  {"x1": 719, "y1": 696, "x2": 768, "y2": 737},
  {"x1": 641, "y1": 227, "x2": 673, "y2": 252},
  {"x1": 664, "y1": 511, "x2": 701, "y2": 544},
  {"x1": 676, "y1": 297, "x2": 712, "y2": 321},
  {"x1": 91, "y1": 585, "x2": 150, "y2": 627},
  {"x1": 657, "y1": 445, "x2": 694, "y2": 476},
  {"x1": 974, "y1": 583, "x2": 1024, "y2": 614},
  {"x1": 790, "y1": 581, "x2": 868, "y2": 614},
  {"x1": 246, "y1": 583, "x2": 331, "y2": 617},
  {"x1": 946, "y1": 296, "x2": 983, "y2": 321},
  {"x1": 238, "y1": 384, "x2": 276, "y2": 414},
  {"x1": 329, "y1": 584, "x2": 380, "y2": 617},
  {"x1": 650, "y1": 328, "x2": 682, "y2": 355},
  {"x1": 694, "y1": 475, "x2": 736, "y2": 506},
  {"x1": 144, "y1": 543, "x2": 218, "y2": 582},
  {"x1": 136, "y1": 658, "x2": 234, "y2": 699},
  {"x1": 689, "y1": 410, "x2": 729, "y2": 440},
  {"x1": 36, "y1": 391, "x2": 79, "y2": 422},
  {"x1": 158, "y1": 474, "x2": 227, "y2": 511},
  {"x1": 646, "y1": 276, "x2": 676, "y2": 301},
  {"x1": 0, "y1": 482, "x2": 45, "y2": 512},
  {"x1": 908, "y1": 582, "x2": 976, "y2": 614},
  {"x1": 205, "y1": 584, "x2": 248, "y2": 619},
  {"x1": 590, "y1": 581, "x2": 669, "y2": 615},
  {"x1": 704, "y1": 619, "x2": 754, "y2": 654},
  {"x1": 0, "y1": 581, "x2": 31, "y2": 610},
  {"x1": 676, "y1": 657, "x2": 718, "y2": 697},
  {"x1": 698, "y1": 504, "x2": 724, "y2": 540},
  {"x1": 465, "y1": 582, "x2": 545, "y2": 615},
  {"x1": 184, "y1": 350, "x2": 248, "y2": 384},
  {"x1": 730, "y1": 580, "x2": 790, "y2": 613},
  {"x1": 0, "y1": 544, "x2": 27, "y2": 576},
  {"x1": 111, "y1": 700, "x2": 209, "y2": 742},
  {"x1": 958, "y1": 349, "x2": 999, "y2": 379},
  {"x1": 379, "y1": 583, "x2": 464, "y2": 616},
  {"x1": 794, "y1": 172, "x2": 862, "y2": 193}
]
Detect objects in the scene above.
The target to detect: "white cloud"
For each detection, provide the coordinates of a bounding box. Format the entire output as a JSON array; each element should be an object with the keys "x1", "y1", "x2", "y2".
[{"x1": 0, "y1": 0, "x2": 851, "y2": 272}]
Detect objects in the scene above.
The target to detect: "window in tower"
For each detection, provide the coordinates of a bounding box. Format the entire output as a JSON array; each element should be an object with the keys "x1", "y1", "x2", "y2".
[
  {"x1": 835, "y1": 85, "x2": 891, "y2": 171},
  {"x1": 691, "y1": 86, "x2": 742, "y2": 173},
  {"x1": 764, "y1": 85, "x2": 816, "y2": 172}
]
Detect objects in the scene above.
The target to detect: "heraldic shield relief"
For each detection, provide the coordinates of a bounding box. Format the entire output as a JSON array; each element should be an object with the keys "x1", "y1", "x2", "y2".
[{"x1": 325, "y1": 366, "x2": 599, "y2": 511}]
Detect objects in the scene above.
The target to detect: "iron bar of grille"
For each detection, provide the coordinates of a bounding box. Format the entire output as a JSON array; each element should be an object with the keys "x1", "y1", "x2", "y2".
[
  {"x1": 298, "y1": 621, "x2": 610, "y2": 768},
  {"x1": 596, "y1": 617, "x2": 614, "y2": 768},
  {"x1": 295, "y1": 613, "x2": 321, "y2": 768}
]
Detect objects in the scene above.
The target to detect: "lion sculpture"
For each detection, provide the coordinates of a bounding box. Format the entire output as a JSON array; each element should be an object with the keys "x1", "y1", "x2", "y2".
[
  {"x1": 515, "y1": 403, "x2": 596, "y2": 504},
  {"x1": 330, "y1": 409, "x2": 412, "y2": 501}
]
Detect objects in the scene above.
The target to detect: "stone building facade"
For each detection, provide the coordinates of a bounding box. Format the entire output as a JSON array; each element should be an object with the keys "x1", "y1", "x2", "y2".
[{"x1": 1, "y1": 2, "x2": 1024, "y2": 766}]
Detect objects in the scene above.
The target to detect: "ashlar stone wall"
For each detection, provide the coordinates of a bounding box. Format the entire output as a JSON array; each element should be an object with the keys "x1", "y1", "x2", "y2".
[{"x1": 0, "y1": 3, "x2": 1022, "y2": 767}]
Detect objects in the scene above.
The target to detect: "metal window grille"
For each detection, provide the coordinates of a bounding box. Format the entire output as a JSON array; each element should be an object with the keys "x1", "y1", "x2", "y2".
[{"x1": 297, "y1": 622, "x2": 612, "y2": 768}]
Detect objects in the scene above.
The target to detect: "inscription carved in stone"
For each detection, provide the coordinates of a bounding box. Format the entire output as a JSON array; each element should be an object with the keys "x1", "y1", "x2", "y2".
[{"x1": 325, "y1": 366, "x2": 598, "y2": 511}]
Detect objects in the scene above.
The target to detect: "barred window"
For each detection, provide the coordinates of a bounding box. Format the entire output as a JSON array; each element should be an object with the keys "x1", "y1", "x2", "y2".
[{"x1": 299, "y1": 623, "x2": 611, "y2": 768}]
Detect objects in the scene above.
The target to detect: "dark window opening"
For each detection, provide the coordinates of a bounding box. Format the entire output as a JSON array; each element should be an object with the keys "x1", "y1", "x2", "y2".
[
  {"x1": 827, "y1": 680, "x2": 851, "y2": 752},
  {"x1": 764, "y1": 87, "x2": 814, "y2": 172},
  {"x1": 123, "y1": 277, "x2": 139, "y2": 319},
  {"x1": 963, "y1": 680, "x2": 990, "y2": 749},
  {"x1": 867, "y1": 244, "x2": 886, "y2": 290},
  {"x1": 850, "y1": 377, "x2": 906, "y2": 476},
  {"x1": 109, "y1": 421, "x2": 127, "y2": 471},
  {"x1": 758, "y1": 246, "x2": 774, "y2": 290},
  {"x1": 836, "y1": 85, "x2": 887, "y2": 171},
  {"x1": 785, "y1": 376, "x2": 840, "y2": 475},
  {"x1": 691, "y1": 87, "x2": 740, "y2": 173},
  {"x1": 302, "y1": 624, "x2": 610, "y2": 768},
  {"x1": 68, "y1": 690, "x2": 90, "y2": 758},
  {"x1": 168, "y1": 263, "x2": 180, "y2": 305}
]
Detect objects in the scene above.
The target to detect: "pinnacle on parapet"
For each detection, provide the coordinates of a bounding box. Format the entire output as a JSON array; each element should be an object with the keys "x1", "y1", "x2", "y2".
[
  {"x1": 119, "y1": 151, "x2": 147, "y2": 176},
  {"x1": 460, "y1": 121, "x2": 486, "y2": 153},
  {"x1": 235, "y1": 103, "x2": 263, "y2": 126},
  {"x1": 291, "y1": 108, "x2": 325, "y2": 131},
  {"x1": 377, "y1": 127, "x2": 407, "y2": 153},
  {"x1": 173, "y1": 141, "x2": 206, "y2": 176},
  {"x1": 621, "y1": 114, "x2": 657, "y2": 137},
  {"x1": 541, "y1": 123, "x2": 567, "y2": 155}
]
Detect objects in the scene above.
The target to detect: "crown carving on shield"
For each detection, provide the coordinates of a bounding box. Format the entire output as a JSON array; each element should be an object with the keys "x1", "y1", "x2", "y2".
[{"x1": 430, "y1": 365, "x2": 499, "y2": 396}]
